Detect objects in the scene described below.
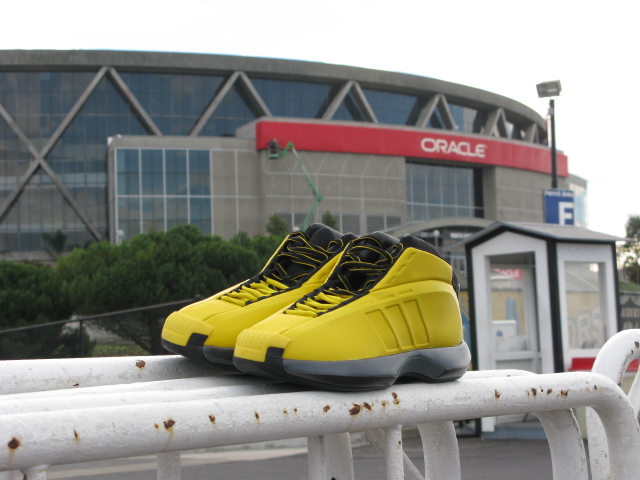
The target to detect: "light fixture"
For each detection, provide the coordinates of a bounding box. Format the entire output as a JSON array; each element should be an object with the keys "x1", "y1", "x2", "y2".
[{"x1": 536, "y1": 80, "x2": 562, "y2": 98}]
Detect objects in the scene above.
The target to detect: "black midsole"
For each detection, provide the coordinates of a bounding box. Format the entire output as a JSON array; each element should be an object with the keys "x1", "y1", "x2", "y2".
[{"x1": 161, "y1": 333, "x2": 235, "y2": 368}]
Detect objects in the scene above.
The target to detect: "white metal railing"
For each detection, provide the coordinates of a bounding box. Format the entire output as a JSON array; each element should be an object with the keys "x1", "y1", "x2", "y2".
[{"x1": 1, "y1": 331, "x2": 640, "y2": 480}]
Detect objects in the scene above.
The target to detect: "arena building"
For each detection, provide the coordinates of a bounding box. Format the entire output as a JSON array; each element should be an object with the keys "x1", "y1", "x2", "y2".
[{"x1": 0, "y1": 50, "x2": 585, "y2": 274}]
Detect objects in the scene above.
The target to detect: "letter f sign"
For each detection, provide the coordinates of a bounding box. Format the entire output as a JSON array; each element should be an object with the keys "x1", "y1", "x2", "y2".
[{"x1": 558, "y1": 201, "x2": 574, "y2": 225}]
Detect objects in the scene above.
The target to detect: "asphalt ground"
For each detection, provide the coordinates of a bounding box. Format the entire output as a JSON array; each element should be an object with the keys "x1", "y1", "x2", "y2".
[{"x1": 46, "y1": 435, "x2": 567, "y2": 480}]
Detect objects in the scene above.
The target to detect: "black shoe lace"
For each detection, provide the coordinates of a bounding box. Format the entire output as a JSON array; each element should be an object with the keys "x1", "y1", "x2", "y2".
[
  {"x1": 285, "y1": 238, "x2": 403, "y2": 317},
  {"x1": 221, "y1": 232, "x2": 340, "y2": 306}
]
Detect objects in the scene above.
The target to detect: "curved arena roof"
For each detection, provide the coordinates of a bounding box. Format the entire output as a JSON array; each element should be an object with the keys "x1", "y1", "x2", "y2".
[{"x1": 0, "y1": 50, "x2": 547, "y2": 144}]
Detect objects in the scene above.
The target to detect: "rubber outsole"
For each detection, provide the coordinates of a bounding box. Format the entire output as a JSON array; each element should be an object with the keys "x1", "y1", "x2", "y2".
[
  {"x1": 233, "y1": 342, "x2": 471, "y2": 391},
  {"x1": 161, "y1": 333, "x2": 235, "y2": 367}
]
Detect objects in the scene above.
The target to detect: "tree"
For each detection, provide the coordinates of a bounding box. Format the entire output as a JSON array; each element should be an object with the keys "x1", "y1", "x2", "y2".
[
  {"x1": 266, "y1": 214, "x2": 289, "y2": 236},
  {"x1": 0, "y1": 260, "x2": 82, "y2": 359},
  {"x1": 322, "y1": 211, "x2": 339, "y2": 230},
  {"x1": 621, "y1": 214, "x2": 640, "y2": 284},
  {"x1": 42, "y1": 229, "x2": 68, "y2": 261},
  {"x1": 56, "y1": 225, "x2": 263, "y2": 354}
]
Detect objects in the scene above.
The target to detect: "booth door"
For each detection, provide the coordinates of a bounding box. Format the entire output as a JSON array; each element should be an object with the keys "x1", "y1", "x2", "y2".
[{"x1": 488, "y1": 253, "x2": 541, "y2": 373}]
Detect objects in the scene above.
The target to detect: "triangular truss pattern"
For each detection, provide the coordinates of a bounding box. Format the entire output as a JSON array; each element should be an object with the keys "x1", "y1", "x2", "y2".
[
  {"x1": 483, "y1": 108, "x2": 510, "y2": 138},
  {"x1": 1, "y1": 168, "x2": 96, "y2": 252},
  {"x1": 525, "y1": 123, "x2": 541, "y2": 144},
  {"x1": 322, "y1": 81, "x2": 378, "y2": 123},
  {"x1": 0, "y1": 68, "x2": 108, "y2": 240},
  {"x1": 416, "y1": 94, "x2": 456, "y2": 130},
  {"x1": 190, "y1": 71, "x2": 272, "y2": 136},
  {"x1": 1, "y1": 61, "x2": 549, "y2": 252},
  {"x1": 108, "y1": 68, "x2": 162, "y2": 136}
]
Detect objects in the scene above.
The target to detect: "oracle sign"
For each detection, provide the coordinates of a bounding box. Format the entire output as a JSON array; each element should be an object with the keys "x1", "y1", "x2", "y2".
[
  {"x1": 420, "y1": 137, "x2": 487, "y2": 158},
  {"x1": 255, "y1": 120, "x2": 569, "y2": 177}
]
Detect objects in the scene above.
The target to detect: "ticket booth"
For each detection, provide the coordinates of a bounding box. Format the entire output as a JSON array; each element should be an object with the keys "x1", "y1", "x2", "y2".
[{"x1": 459, "y1": 222, "x2": 622, "y2": 432}]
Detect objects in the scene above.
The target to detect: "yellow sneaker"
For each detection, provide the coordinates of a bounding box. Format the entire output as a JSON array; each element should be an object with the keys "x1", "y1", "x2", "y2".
[
  {"x1": 233, "y1": 232, "x2": 470, "y2": 390},
  {"x1": 161, "y1": 224, "x2": 356, "y2": 366}
]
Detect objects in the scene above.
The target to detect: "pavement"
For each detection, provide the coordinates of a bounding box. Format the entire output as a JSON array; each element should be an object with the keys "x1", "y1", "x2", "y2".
[{"x1": 46, "y1": 434, "x2": 564, "y2": 480}]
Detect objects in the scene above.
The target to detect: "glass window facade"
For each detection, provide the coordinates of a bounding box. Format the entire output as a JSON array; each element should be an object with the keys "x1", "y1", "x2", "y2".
[
  {"x1": 252, "y1": 78, "x2": 333, "y2": 118},
  {"x1": 46, "y1": 75, "x2": 149, "y2": 239},
  {"x1": 0, "y1": 71, "x2": 96, "y2": 150},
  {"x1": 115, "y1": 148, "x2": 212, "y2": 240},
  {"x1": 199, "y1": 83, "x2": 261, "y2": 137},
  {"x1": 0, "y1": 71, "x2": 150, "y2": 251},
  {"x1": 0, "y1": 114, "x2": 32, "y2": 206},
  {"x1": 0, "y1": 60, "x2": 546, "y2": 257},
  {"x1": 362, "y1": 89, "x2": 419, "y2": 125},
  {"x1": 119, "y1": 72, "x2": 225, "y2": 135},
  {"x1": 449, "y1": 103, "x2": 478, "y2": 134},
  {"x1": 333, "y1": 91, "x2": 367, "y2": 122},
  {"x1": 0, "y1": 169, "x2": 95, "y2": 253},
  {"x1": 426, "y1": 108, "x2": 446, "y2": 130},
  {"x1": 406, "y1": 161, "x2": 483, "y2": 221}
]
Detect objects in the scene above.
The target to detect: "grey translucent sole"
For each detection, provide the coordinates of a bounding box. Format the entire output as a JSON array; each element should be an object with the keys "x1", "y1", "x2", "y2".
[{"x1": 234, "y1": 342, "x2": 471, "y2": 391}]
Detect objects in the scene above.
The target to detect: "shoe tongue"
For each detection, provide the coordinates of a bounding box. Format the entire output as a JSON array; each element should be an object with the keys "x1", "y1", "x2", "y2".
[
  {"x1": 364, "y1": 231, "x2": 400, "y2": 249},
  {"x1": 352, "y1": 232, "x2": 400, "y2": 263},
  {"x1": 398, "y1": 234, "x2": 443, "y2": 259},
  {"x1": 305, "y1": 223, "x2": 342, "y2": 249},
  {"x1": 275, "y1": 224, "x2": 343, "y2": 280}
]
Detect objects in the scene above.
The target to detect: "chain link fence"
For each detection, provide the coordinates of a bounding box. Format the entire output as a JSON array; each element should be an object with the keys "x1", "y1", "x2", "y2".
[{"x1": 0, "y1": 298, "x2": 198, "y2": 360}]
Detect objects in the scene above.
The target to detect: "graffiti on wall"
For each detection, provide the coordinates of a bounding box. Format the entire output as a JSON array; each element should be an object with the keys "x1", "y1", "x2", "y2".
[{"x1": 621, "y1": 293, "x2": 640, "y2": 330}]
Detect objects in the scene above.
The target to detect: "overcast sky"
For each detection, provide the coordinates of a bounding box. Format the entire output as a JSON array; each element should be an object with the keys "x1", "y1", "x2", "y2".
[{"x1": 3, "y1": 0, "x2": 638, "y2": 237}]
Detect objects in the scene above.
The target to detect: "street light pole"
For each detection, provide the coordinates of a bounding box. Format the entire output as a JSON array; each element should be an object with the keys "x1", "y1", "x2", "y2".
[
  {"x1": 536, "y1": 80, "x2": 562, "y2": 190},
  {"x1": 549, "y1": 98, "x2": 557, "y2": 189}
]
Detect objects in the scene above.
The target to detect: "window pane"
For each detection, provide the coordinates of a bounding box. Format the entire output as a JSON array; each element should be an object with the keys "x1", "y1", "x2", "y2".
[
  {"x1": 116, "y1": 149, "x2": 139, "y2": 195},
  {"x1": 449, "y1": 103, "x2": 478, "y2": 133},
  {"x1": 165, "y1": 150, "x2": 187, "y2": 195},
  {"x1": 252, "y1": 78, "x2": 333, "y2": 118},
  {"x1": 189, "y1": 150, "x2": 211, "y2": 195},
  {"x1": 363, "y1": 89, "x2": 418, "y2": 125},
  {"x1": 119, "y1": 72, "x2": 225, "y2": 135},
  {"x1": 141, "y1": 149, "x2": 164, "y2": 195},
  {"x1": 117, "y1": 197, "x2": 140, "y2": 239},
  {"x1": 565, "y1": 262, "x2": 607, "y2": 349},
  {"x1": 166, "y1": 197, "x2": 188, "y2": 229},
  {"x1": 142, "y1": 197, "x2": 165, "y2": 233},
  {"x1": 190, "y1": 197, "x2": 211, "y2": 234},
  {"x1": 406, "y1": 161, "x2": 482, "y2": 222}
]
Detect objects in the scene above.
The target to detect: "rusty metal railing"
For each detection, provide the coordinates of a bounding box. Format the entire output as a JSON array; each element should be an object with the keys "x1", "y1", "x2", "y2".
[{"x1": 1, "y1": 331, "x2": 640, "y2": 479}]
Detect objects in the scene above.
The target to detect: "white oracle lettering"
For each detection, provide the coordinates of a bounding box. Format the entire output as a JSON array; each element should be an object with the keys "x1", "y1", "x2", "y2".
[
  {"x1": 420, "y1": 137, "x2": 487, "y2": 158},
  {"x1": 447, "y1": 141, "x2": 460, "y2": 155},
  {"x1": 420, "y1": 138, "x2": 437, "y2": 152}
]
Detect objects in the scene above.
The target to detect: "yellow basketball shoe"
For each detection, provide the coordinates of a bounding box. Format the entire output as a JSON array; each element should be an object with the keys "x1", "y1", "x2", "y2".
[
  {"x1": 161, "y1": 224, "x2": 356, "y2": 366},
  {"x1": 233, "y1": 232, "x2": 471, "y2": 390}
]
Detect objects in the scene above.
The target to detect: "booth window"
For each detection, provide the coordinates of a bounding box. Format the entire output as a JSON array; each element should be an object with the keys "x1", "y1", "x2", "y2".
[{"x1": 564, "y1": 262, "x2": 607, "y2": 349}]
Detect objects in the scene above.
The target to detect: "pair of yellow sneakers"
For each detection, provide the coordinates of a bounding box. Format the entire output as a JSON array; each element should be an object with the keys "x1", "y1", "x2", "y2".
[{"x1": 161, "y1": 223, "x2": 470, "y2": 391}]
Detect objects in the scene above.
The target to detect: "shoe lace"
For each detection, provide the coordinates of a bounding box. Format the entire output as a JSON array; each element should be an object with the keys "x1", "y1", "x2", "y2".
[
  {"x1": 285, "y1": 240, "x2": 402, "y2": 317},
  {"x1": 220, "y1": 232, "x2": 337, "y2": 307}
]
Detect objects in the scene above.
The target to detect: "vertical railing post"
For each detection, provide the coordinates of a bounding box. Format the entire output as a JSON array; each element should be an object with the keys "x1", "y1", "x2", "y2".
[
  {"x1": 308, "y1": 433, "x2": 354, "y2": 480},
  {"x1": 418, "y1": 422, "x2": 460, "y2": 480},
  {"x1": 383, "y1": 425, "x2": 404, "y2": 480},
  {"x1": 157, "y1": 452, "x2": 181, "y2": 480},
  {"x1": 22, "y1": 465, "x2": 49, "y2": 480}
]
